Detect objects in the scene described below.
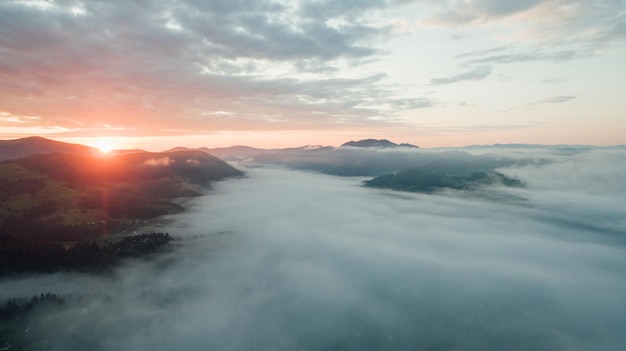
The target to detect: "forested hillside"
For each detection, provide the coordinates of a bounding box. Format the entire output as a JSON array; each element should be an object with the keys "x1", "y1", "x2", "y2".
[
  {"x1": 364, "y1": 168, "x2": 523, "y2": 193},
  {"x1": 0, "y1": 151, "x2": 243, "y2": 241}
]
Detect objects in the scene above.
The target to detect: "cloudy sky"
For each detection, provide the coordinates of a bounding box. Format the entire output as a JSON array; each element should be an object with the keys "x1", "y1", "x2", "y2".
[{"x1": 1, "y1": 0, "x2": 625, "y2": 148}]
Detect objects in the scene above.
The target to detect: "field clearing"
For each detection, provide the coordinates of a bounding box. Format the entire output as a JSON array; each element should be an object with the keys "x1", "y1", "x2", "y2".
[{"x1": 0, "y1": 163, "x2": 41, "y2": 182}]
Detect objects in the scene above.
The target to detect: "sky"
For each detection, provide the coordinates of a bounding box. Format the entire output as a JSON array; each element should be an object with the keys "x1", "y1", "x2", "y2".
[
  {"x1": 2, "y1": 148, "x2": 626, "y2": 349},
  {"x1": 0, "y1": 0, "x2": 625, "y2": 149}
]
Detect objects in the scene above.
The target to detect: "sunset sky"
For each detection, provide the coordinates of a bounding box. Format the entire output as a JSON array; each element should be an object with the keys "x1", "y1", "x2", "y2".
[{"x1": 1, "y1": 0, "x2": 625, "y2": 150}]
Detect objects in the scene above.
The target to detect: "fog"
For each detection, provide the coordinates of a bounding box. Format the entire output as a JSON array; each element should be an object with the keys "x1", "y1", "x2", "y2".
[
  {"x1": 246, "y1": 145, "x2": 530, "y2": 176},
  {"x1": 2, "y1": 148, "x2": 626, "y2": 350}
]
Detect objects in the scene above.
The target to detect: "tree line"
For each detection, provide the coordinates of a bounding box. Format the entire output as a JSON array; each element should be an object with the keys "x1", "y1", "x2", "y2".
[{"x1": 0, "y1": 232, "x2": 173, "y2": 276}]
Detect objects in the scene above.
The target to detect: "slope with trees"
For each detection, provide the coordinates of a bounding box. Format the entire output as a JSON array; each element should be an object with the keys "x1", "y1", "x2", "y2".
[
  {"x1": 364, "y1": 168, "x2": 523, "y2": 193},
  {"x1": 0, "y1": 149, "x2": 243, "y2": 241}
]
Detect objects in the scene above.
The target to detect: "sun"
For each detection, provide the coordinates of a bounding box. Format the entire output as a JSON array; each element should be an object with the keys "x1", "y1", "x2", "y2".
[{"x1": 94, "y1": 137, "x2": 116, "y2": 154}]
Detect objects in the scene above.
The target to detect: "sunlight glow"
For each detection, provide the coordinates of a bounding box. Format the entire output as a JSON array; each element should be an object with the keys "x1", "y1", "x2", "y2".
[{"x1": 94, "y1": 138, "x2": 116, "y2": 153}]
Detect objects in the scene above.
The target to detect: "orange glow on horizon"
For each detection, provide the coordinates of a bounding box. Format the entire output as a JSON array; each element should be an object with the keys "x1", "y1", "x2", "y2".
[
  {"x1": 51, "y1": 126, "x2": 625, "y2": 154},
  {"x1": 92, "y1": 137, "x2": 116, "y2": 154}
]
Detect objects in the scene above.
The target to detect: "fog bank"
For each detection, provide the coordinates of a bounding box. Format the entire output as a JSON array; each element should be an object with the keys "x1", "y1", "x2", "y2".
[{"x1": 2, "y1": 149, "x2": 626, "y2": 350}]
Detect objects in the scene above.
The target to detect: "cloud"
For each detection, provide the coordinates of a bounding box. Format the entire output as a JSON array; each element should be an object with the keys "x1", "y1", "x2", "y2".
[
  {"x1": 498, "y1": 148, "x2": 626, "y2": 235},
  {"x1": 2, "y1": 148, "x2": 626, "y2": 349},
  {"x1": 455, "y1": 46, "x2": 509, "y2": 59},
  {"x1": 422, "y1": 0, "x2": 625, "y2": 71},
  {"x1": 243, "y1": 145, "x2": 535, "y2": 176},
  {"x1": 300, "y1": 0, "x2": 389, "y2": 19},
  {"x1": 462, "y1": 49, "x2": 582, "y2": 65},
  {"x1": 0, "y1": 0, "x2": 624, "y2": 139},
  {"x1": 422, "y1": 0, "x2": 623, "y2": 33},
  {"x1": 143, "y1": 157, "x2": 172, "y2": 166},
  {"x1": 595, "y1": 19, "x2": 626, "y2": 44},
  {"x1": 387, "y1": 97, "x2": 437, "y2": 109},
  {"x1": 0, "y1": 0, "x2": 419, "y2": 134},
  {"x1": 430, "y1": 65, "x2": 493, "y2": 85},
  {"x1": 538, "y1": 95, "x2": 576, "y2": 103},
  {"x1": 424, "y1": 0, "x2": 544, "y2": 25},
  {"x1": 523, "y1": 95, "x2": 576, "y2": 108},
  {"x1": 540, "y1": 77, "x2": 567, "y2": 84}
]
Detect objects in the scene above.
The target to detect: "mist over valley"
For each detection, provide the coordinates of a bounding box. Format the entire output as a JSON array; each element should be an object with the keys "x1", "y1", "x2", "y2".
[
  {"x1": 2, "y1": 0, "x2": 625, "y2": 348},
  {"x1": 1, "y1": 138, "x2": 625, "y2": 350}
]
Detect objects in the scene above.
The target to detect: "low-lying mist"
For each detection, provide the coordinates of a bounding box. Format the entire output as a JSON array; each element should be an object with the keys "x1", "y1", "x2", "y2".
[{"x1": 2, "y1": 147, "x2": 625, "y2": 350}]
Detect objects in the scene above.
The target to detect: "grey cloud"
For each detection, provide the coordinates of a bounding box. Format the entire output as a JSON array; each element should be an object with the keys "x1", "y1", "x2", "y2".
[
  {"x1": 528, "y1": 95, "x2": 577, "y2": 106},
  {"x1": 388, "y1": 97, "x2": 437, "y2": 109},
  {"x1": 425, "y1": 0, "x2": 625, "y2": 72},
  {"x1": 0, "y1": 0, "x2": 407, "y2": 131},
  {"x1": 246, "y1": 145, "x2": 533, "y2": 176},
  {"x1": 463, "y1": 50, "x2": 581, "y2": 65},
  {"x1": 178, "y1": 4, "x2": 384, "y2": 61},
  {"x1": 293, "y1": 59, "x2": 340, "y2": 73},
  {"x1": 2, "y1": 148, "x2": 625, "y2": 350},
  {"x1": 426, "y1": 0, "x2": 543, "y2": 25},
  {"x1": 455, "y1": 46, "x2": 508, "y2": 59},
  {"x1": 430, "y1": 65, "x2": 493, "y2": 85},
  {"x1": 541, "y1": 77, "x2": 567, "y2": 84},
  {"x1": 473, "y1": 0, "x2": 543, "y2": 16},
  {"x1": 301, "y1": 0, "x2": 389, "y2": 19},
  {"x1": 591, "y1": 18, "x2": 626, "y2": 46},
  {"x1": 499, "y1": 148, "x2": 626, "y2": 236},
  {"x1": 435, "y1": 49, "x2": 582, "y2": 87},
  {"x1": 540, "y1": 96, "x2": 576, "y2": 103}
]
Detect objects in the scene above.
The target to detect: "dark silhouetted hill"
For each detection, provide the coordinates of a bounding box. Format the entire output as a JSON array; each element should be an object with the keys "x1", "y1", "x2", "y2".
[
  {"x1": 14, "y1": 150, "x2": 242, "y2": 186},
  {"x1": 364, "y1": 168, "x2": 523, "y2": 193},
  {"x1": 0, "y1": 136, "x2": 97, "y2": 161},
  {"x1": 0, "y1": 150, "x2": 243, "y2": 241}
]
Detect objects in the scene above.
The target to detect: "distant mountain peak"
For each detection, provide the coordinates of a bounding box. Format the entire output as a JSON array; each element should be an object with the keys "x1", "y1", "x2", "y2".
[{"x1": 341, "y1": 139, "x2": 419, "y2": 149}]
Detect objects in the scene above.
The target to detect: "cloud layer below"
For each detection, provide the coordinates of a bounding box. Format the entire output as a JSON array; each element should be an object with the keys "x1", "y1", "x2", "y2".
[{"x1": 1, "y1": 147, "x2": 625, "y2": 350}]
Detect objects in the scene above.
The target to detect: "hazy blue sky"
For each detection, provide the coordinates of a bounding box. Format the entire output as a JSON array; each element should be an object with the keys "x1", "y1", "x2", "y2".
[{"x1": 1, "y1": 0, "x2": 624, "y2": 148}]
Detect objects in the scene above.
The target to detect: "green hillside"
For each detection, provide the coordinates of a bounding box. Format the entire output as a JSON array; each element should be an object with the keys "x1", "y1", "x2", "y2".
[
  {"x1": 364, "y1": 168, "x2": 523, "y2": 193},
  {"x1": 0, "y1": 151, "x2": 243, "y2": 241}
]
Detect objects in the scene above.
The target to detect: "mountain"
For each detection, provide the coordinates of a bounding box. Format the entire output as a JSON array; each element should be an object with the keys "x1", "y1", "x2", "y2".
[
  {"x1": 0, "y1": 136, "x2": 98, "y2": 161},
  {"x1": 341, "y1": 139, "x2": 419, "y2": 149},
  {"x1": 0, "y1": 150, "x2": 243, "y2": 241}
]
